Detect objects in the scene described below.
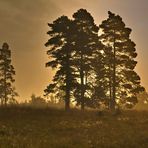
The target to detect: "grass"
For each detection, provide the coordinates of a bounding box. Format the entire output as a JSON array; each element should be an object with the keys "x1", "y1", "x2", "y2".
[{"x1": 0, "y1": 107, "x2": 148, "y2": 148}]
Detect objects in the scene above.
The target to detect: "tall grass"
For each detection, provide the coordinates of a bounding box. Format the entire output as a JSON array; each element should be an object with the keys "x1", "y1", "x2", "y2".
[{"x1": 0, "y1": 107, "x2": 148, "y2": 147}]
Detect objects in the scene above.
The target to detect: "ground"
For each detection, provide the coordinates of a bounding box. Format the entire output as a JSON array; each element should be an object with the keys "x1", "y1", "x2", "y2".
[{"x1": 0, "y1": 107, "x2": 148, "y2": 148}]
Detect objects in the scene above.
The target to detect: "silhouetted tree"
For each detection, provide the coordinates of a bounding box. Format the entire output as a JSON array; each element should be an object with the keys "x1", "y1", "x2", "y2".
[
  {"x1": 0, "y1": 43, "x2": 16, "y2": 106},
  {"x1": 8, "y1": 88, "x2": 18, "y2": 105},
  {"x1": 29, "y1": 94, "x2": 47, "y2": 107},
  {"x1": 45, "y1": 16, "x2": 76, "y2": 111},
  {"x1": 72, "y1": 9, "x2": 102, "y2": 110},
  {"x1": 90, "y1": 45, "x2": 108, "y2": 108},
  {"x1": 9, "y1": 87, "x2": 19, "y2": 104},
  {"x1": 137, "y1": 91, "x2": 148, "y2": 104},
  {"x1": 135, "y1": 91, "x2": 148, "y2": 110},
  {"x1": 99, "y1": 11, "x2": 144, "y2": 110}
]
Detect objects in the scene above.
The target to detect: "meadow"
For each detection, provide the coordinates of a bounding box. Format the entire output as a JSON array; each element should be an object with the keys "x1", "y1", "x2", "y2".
[{"x1": 0, "y1": 107, "x2": 148, "y2": 148}]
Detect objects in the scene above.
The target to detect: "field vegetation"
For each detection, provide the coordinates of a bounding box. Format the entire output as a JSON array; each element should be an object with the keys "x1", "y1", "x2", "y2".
[{"x1": 0, "y1": 107, "x2": 148, "y2": 148}]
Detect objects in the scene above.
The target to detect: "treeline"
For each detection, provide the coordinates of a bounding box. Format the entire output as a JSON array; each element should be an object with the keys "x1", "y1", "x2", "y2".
[
  {"x1": 44, "y1": 9, "x2": 144, "y2": 111},
  {"x1": 20, "y1": 94, "x2": 65, "y2": 108}
]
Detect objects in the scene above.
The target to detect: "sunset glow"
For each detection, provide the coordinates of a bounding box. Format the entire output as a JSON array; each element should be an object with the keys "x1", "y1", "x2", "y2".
[{"x1": 0, "y1": 0, "x2": 147, "y2": 100}]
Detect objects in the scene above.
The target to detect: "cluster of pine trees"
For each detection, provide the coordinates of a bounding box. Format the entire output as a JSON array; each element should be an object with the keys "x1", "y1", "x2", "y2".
[
  {"x1": 0, "y1": 43, "x2": 18, "y2": 106},
  {"x1": 45, "y1": 9, "x2": 144, "y2": 111}
]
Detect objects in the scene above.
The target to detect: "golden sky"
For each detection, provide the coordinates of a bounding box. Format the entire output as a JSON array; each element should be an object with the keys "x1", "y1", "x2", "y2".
[{"x1": 0, "y1": 0, "x2": 148, "y2": 101}]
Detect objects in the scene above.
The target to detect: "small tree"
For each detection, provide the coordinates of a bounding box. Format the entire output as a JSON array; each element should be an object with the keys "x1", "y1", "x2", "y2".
[
  {"x1": 29, "y1": 94, "x2": 47, "y2": 107},
  {"x1": 8, "y1": 87, "x2": 19, "y2": 105},
  {"x1": 0, "y1": 43, "x2": 16, "y2": 106}
]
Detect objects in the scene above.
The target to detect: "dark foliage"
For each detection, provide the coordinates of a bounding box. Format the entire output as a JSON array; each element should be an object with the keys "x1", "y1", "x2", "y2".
[
  {"x1": 45, "y1": 10, "x2": 144, "y2": 110},
  {"x1": 0, "y1": 43, "x2": 17, "y2": 106}
]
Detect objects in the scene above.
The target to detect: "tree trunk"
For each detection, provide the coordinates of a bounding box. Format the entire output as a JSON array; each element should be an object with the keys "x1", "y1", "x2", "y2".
[
  {"x1": 65, "y1": 52, "x2": 70, "y2": 111},
  {"x1": 0, "y1": 98, "x2": 3, "y2": 106},
  {"x1": 80, "y1": 73, "x2": 84, "y2": 110},
  {"x1": 80, "y1": 52, "x2": 85, "y2": 110},
  {"x1": 109, "y1": 64, "x2": 112, "y2": 109},
  {"x1": 65, "y1": 89, "x2": 70, "y2": 111},
  {"x1": 4, "y1": 60, "x2": 7, "y2": 107},
  {"x1": 111, "y1": 34, "x2": 116, "y2": 111}
]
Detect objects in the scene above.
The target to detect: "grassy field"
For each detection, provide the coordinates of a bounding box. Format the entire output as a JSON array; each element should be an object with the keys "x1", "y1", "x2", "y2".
[{"x1": 0, "y1": 107, "x2": 148, "y2": 148}]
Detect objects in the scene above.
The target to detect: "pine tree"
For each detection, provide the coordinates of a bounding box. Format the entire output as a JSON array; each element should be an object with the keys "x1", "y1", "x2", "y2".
[
  {"x1": 99, "y1": 11, "x2": 144, "y2": 110},
  {"x1": 91, "y1": 45, "x2": 108, "y2": 108},
  {"x1": 72, "y1": 9, "x2": 102, "y2": 110},
  {"x1": 45, "y1": 16, "x2": 76, "y2": 111},
  {"x1": 9, "y1": 87, "x2": 19, "y2": 104},
  {"x1": 0, "y1": 43, "x2": 16, "y2": 106}
]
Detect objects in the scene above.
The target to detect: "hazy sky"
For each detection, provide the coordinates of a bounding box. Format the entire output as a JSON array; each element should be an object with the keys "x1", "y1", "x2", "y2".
[{"x1": 0, "y1": 0, "x2": 148, "y2": 101}]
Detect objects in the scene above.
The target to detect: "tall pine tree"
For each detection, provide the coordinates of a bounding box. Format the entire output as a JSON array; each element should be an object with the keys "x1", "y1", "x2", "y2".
[
  {"x1": 45, "y1": 16, "x2": 76, "y2": 110},
  {"x1": 72, "y1": 9, "x2": 102, "y2": 110},
  {"x1": 0, "y1": 43, "x2": 16, "y2": 106},
  {"x1": 100, "y1": 11, "x2": 144, "y2": 110}
]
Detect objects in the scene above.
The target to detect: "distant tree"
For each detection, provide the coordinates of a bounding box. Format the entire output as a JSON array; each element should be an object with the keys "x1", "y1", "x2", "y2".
[
  {"x1": 99, "y1": 12, "x2": 144, "y2": 110},
  {"x1": 29, "y1": 94, "x2": 47, "y2": 107},
  {"x1": 137, "y1": 91, "x2": 148, "y2": 104},
  {"x1": 135, "y1": 91, "x2": 148, "y2": 110},
  {"x1": 8, "y1": 87, "x2": 19, "y2": 105},
  {"x1": 45, "y1": 16, "x2": 76, "y2": 111},
  {"x1": 49, "y1": 94, "x2": 57, "y2": 104},
  {"x1": 0, "y1": 43, "x2": 16, "y2": 106}
]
